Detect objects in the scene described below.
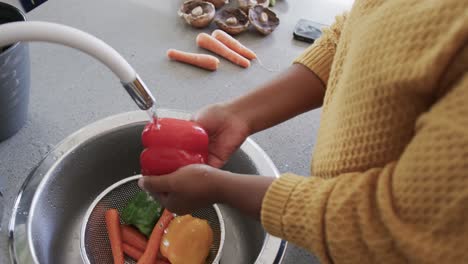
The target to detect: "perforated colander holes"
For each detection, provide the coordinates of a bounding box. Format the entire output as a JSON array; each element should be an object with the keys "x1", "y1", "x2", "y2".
[{"x1": 82, "y1": 179, "x2": 223, "y2": 264}]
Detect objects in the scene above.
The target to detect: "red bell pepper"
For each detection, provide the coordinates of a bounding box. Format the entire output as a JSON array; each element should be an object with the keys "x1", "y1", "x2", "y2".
[{"x1": 140, "y1": 118, "x2": 209, "y2": 175}]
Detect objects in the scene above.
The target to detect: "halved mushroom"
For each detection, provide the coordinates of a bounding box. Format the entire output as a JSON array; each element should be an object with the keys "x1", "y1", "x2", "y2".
[
  {"x1": 238, "y1": 0, "x2": 269, "y2": 11},
  {"x1": 248, "y1": 5, "x2": 279, "y2": 35},
  {"x1": 205, "y1": 0, "x2": 229, "y2": 9},
  {"x1": 215, "y1": 8, "x2": 250, "y2": 35},
  {"x1": 178, "y1": 0, "x2": 216, "y2": 28}
]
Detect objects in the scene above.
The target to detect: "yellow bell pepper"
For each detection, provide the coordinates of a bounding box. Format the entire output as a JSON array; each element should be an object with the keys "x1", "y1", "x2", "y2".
[{"x1": 160, "y1": 215, "x2": 214, "y2": 264}]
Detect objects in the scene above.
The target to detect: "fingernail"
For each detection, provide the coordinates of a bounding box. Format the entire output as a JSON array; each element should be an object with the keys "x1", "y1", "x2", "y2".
[{"x1": 138, "y1": 177, "x2": 146, "y2": 190}]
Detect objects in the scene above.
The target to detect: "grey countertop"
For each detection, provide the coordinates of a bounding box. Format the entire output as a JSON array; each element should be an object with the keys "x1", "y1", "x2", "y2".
[{"x1": 0, "y1": 0, "x2": 352, "y2": 263}]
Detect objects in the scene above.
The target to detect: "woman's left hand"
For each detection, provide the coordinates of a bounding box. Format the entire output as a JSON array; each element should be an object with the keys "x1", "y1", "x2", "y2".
[
  {"x1": 138, "y1": 164, "x2": 275, "y2": 219},
  {"x1": 138, "y1": 164, "x2": 226, "y2": 215}
]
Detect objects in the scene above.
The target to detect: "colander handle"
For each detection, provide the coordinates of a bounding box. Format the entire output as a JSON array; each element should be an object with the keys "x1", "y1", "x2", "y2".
[{"x1": 0, "y1": 21, "x2": 155, "y2": 110}]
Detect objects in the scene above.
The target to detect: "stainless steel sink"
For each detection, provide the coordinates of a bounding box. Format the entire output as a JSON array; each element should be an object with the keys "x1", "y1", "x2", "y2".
[{"x1": 9, "y1": 110, "x2": 286, "y2": 264}]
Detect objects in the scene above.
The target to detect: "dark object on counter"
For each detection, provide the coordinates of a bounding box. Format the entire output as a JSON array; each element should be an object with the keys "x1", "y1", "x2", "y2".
[
  {"x1": 293, "y1": 19, "x2": 326, "y2": 43},
  {"x1": 0, "y1": 2, "x2": 30, "y2": 142},
  {"x1": 19, "y1": 0, "x2": 48, "y2": 12},
  {"x1": 215, "y1": 8, "x2": 250, "y2": 35},
  {"x1": 178, "y1": 0, "x2": 216, "y2": 28},
  {"x1": 248, "y1": 5, "x2": 279, "y2": 35}
]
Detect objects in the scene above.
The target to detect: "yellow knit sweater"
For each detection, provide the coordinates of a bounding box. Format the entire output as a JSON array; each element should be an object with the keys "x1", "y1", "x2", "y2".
[{"x1": 261, "y1": 1, "x2": 468, "y2": 263}]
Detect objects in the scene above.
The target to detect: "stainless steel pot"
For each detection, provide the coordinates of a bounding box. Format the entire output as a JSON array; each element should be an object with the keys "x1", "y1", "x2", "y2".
[{"x1": 9, "y1": 109, "x2": 286, "y2": 264}]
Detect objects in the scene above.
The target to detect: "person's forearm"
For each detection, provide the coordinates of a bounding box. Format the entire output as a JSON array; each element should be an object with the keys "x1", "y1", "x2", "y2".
[
  {"x1": 216, "y1": 171, "x2": 275, "y2": 220},
  {"x1": 226, "y1": 63, "x2": 325, "y2": 134}
]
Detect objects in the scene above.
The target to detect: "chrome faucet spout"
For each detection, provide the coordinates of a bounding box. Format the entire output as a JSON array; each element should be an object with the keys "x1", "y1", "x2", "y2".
[{"x1": 122, "y1": 75, "x2": 155, "y2": 110}]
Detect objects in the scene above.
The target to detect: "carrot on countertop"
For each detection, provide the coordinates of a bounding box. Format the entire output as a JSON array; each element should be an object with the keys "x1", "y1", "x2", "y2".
[
  {"x1": 211, "y1": 30, "x2": 257, "y2": 60},
  {"x1": 121, "y1": 225, "x2": 148, "y2": 252},
  {"x1": 196, "y1": 33, "x2": 250, "y2": 68},
  {"x1": 105, "y1": 209, "x2": 125, "y2": 264},
  {"x1": 137, "y1": 209, "x2": 175, "y2": 264},
  {"x1": 123, "y1": 243, "x2": 144, "y2": 261},
  {"x1": 167, "y1": 49, "x2": 220, "y2": 71}
]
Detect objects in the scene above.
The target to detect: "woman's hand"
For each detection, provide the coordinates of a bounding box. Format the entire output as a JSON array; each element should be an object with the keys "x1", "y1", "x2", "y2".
[
  {"x1": 138, "y1": 164, "x2": 275, "y2": 219},
  {"x1": 193, "y1": 64, "x2": 325, "y2": 169},
  {"x1": 139, "y1": 164, "x2": 225, "y2": 215},
  {"x1": 193, "y1": 103, "x2": 252, "y2": 168}
]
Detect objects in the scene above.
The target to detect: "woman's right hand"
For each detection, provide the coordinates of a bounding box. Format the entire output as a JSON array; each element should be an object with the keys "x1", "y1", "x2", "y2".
[
  {"x1": 193, "y1": 65, "x2": 326, "y2": 168},
  {"x1": 192, "y1": 103, "x2": 252, "y2": 168}
]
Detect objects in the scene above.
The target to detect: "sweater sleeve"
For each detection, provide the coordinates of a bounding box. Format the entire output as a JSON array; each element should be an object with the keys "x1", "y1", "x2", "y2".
[
  {"x1": 293, "y1": 13, "x2": 347, "y2": 86},
  {"x1": 261, "y1": 73, "x2": 468, "y2": 263}
]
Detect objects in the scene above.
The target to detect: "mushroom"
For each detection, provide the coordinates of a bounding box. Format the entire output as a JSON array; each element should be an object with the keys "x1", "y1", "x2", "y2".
[
  {"x1": 205, "y1": 0, "x2": 229, "y2": 9},
  {"x1": 238, "y1": 0, "x2": 269, "y2": 11},
  {"x1": 178, "y1": 0, "x2": 216, "y2": 28},
  {"x1": 248, "y1": 5, "x2": 279, "y2": 35},
  {"x1": 215, "y1": 8, "x2": 250, "y2": 35}
]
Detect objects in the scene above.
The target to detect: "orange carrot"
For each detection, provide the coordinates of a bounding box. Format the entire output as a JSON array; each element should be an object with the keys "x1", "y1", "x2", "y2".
[
  {"x1": 137, "y1": 209, "x2": 174, "y2": 264},
  {"x1": 196, "y1": 33, "x2": 250, "y2": 68},
  {"x1": 167, "y1": 49, "x2": 219, "y2": 71},
  {"x1": 105, "y1": 209, "x2": 124, "y2": 264},
  {"x1": 121, "y1": 225, "x2": 148, "y2": 251},
  {"x1": 211, "y1": 29, "x2": 257, "y2": 60},
  {"x1": 123, "y1": 243, "x2": 144, "y2": 261}
]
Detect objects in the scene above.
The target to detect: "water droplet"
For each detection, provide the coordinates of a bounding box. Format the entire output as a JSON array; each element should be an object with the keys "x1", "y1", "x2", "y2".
[
  {"x1": 146, "y1": 105, "x2": 158, "y2": 121},
  {"x1": 162, "y1": 239, "x2": 170, "y2": 247}
]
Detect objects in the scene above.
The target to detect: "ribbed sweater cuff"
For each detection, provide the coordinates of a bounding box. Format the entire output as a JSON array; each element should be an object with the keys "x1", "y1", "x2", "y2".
[
  {"x1": 294, "y1": 44, "x2": 334, "y2": 86},
  {"x1": 261, "y1": 173, "x2": 304, "y2": 237}
]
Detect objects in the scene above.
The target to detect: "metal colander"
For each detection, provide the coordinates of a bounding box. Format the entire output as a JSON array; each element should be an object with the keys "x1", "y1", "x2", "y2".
[{"x1": 80, "y1": 175, "x2": 225, "y2": 264}]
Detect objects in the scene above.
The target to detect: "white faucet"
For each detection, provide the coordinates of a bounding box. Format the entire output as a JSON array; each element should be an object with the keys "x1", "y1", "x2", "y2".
[{"x1": 0, "y1": 21, "x2": 156, "y2": 111}]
